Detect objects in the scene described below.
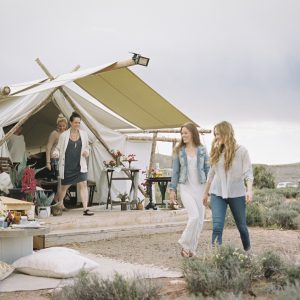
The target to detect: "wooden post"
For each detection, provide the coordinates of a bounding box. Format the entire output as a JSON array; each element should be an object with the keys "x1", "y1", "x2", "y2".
[
  {"x1": 126, "y1": 136, "x2": 180, "y2": 143},
  {"x1": 148, "y1": 133, "x2": 158, "y2": 176},
  {"x1": 117, "y1": 128, "x2": 212, "y2": 134},
  {"x1": 98, "y1": 58, "x2": 136, "y2": 73},
  {"x1": 0, "y1": 86, "x2": 11, "y2": 96}
]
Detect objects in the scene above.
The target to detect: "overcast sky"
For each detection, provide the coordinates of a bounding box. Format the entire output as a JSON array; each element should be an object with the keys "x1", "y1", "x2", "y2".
[{"x1": 1, "y1": 0, "x2": 300, "y2": 164}]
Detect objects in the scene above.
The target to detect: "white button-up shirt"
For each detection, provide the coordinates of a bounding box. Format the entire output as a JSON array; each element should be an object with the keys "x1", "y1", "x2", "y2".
[{"x1": 207, "y1": 145, "x2": 253, "y2": 199}]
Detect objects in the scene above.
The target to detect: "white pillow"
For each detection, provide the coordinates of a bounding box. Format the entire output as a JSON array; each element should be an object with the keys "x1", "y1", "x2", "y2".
[
  {"x1": 12, "y1": 250, "x2": 98, "y2": 278},
  {"x1": 37, "y1": 247, "x2": 79, "y2": 255},
  {"x1": 0, "y1": 261, "x2": 14, "y2": 281}
]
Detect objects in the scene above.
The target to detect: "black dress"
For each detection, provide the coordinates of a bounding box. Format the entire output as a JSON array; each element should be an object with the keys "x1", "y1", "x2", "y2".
[{"x1": 61, "y1": 137, "x2": 88, "y2": 186}]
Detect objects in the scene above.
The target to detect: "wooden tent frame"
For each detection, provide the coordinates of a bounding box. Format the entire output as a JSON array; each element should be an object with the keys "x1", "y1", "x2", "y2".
[{"x1": 0, "y1": 57, "x2": 212, "y2": 198}]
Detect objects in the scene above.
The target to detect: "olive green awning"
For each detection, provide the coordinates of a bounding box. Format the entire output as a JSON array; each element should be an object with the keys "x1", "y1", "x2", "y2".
[{"x1": 75, "y1": 68, "x2": 195, "y2": 129}]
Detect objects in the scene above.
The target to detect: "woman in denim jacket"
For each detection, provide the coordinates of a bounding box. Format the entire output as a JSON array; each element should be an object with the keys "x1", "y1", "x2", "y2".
[
  {"x1": 202, "y1": 121, "x2": 253, "y2": 251},
  {"x1": 169, "y1": 122, "x2": 209, "y2": 257}
]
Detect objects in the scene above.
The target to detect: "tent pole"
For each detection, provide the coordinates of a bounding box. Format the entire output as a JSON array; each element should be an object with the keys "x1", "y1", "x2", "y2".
[
  {"x1": 118, "y1": 128, "x2": 211, "y2": 134},
  {"x1": 148, "y1": 133, "x2": 158, "y2": 176}
]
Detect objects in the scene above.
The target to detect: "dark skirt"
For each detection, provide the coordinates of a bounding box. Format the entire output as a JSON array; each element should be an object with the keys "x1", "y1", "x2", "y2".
[
  {"x1": 61, "y1": 137, "x2": 88, "y2": 186},
  {"x1": 61, "y1": 172, "x2": 87, "y2": 186}
]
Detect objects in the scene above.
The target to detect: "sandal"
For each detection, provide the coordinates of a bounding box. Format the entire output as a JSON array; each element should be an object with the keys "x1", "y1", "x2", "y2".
[
  {"x1": 181, "y1": 248, "x2": 190, "y2": 258},
  {"x1": 83, "y1": 209, "x2": 94, "y2": 216}
]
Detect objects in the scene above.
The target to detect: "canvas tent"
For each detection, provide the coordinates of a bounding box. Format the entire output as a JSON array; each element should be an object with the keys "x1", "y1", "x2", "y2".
[{"x1": 0, "y1": 57, "x2": 197, "y2": 204}]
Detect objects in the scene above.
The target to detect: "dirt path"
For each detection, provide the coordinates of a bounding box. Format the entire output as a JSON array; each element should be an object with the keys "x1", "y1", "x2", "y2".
[{"x1": 1, "y1": 227, "x2": 299, "y2": 299}]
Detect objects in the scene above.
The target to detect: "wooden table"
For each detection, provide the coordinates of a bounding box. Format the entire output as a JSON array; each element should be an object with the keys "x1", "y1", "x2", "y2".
[
  {"x1": 0, "y1": 196, "x2": 34, "y2": 214},
  {"x1": 106, "y1": 168, "x2": 140, "y2": 210},
  {"x1": 145, "y1": 177, "x2": 171, "y2": 210},
  {"x1": 0, "y1": 227, "x2": 49, "y2": 263}
]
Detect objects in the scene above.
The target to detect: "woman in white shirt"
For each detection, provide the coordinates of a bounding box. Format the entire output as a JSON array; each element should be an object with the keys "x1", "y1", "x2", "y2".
[
  {"x1": 54, "y1": 112, "x2": 93, "y2": 216},
  {"x1": 202, "y1": 121, "x2": 253, "y2": 251}
]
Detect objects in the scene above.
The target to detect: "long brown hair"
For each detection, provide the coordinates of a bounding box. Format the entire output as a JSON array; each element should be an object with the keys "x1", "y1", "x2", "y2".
[
  {"x1": 210, "y1": 121, "x2": 237, "y2": 171},
  {"x1": 174, "y1": 122, "x2": 202, "y2": 154}
]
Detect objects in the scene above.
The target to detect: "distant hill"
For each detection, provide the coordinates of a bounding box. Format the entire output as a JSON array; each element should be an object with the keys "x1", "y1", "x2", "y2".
[
  {"x1": 258, "y1": 163, "x2": 300, "y2": 184},
  {"x1": 155, "y1": 153, "x2": 300, "y2": 184}
]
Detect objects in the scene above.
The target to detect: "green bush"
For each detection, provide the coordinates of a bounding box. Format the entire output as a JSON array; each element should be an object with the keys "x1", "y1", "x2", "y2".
[
  {"x1": 182, "y1": 246, "x2": 258, "y2": 297},
  {"x1": 286, "y1": 266, "x2": 300, "y2": 285},
  {"x1": 267, "y1": 208, "x2": 299, "y2": 229},
  {"x1": 53, "y1": 271, "x2": 161, "y2": 300},
  {"x1": 188, "y1": 291, "x2": 243, "y2": 300},
  {"x1": 253, "y1": 165, "x2": 275, "y2": 189},
  {"x1": 276, "y1": 281, "x2": 300, "y2": 300},
  {"x1": 246, "y1": 202, "x2": 264, "y2": 226},
  {"x1": 261, "y1": 251, "x2": 284, "y2": 279}
]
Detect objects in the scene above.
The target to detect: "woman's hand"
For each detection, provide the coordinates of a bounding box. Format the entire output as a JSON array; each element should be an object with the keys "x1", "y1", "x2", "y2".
[
  {"x1": 46, "y1": 162, "x2": 51, "y2": 171},
  {"x1": 246, "y1": 190, "x2": 253, "y2": 203},
  {"x1": 82, "y1": 151, "x2": 89, "y2": 158},
  {"x1": 169, "y1": 190, "x2": 177, "y2": 203},
  {"x1": 203, "y1": 192, "x2": 209, "y2": 207}
]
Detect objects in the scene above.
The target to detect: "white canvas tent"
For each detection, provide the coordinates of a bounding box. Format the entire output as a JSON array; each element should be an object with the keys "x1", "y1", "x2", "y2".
[{"x1": 0, "y1": 57, "x2": 196, "y2": 204}]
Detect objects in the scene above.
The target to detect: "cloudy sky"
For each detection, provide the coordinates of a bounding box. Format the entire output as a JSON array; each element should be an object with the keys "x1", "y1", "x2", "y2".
[{"x1": 1, "y1": 0, "x2": 300, "y2": 164}]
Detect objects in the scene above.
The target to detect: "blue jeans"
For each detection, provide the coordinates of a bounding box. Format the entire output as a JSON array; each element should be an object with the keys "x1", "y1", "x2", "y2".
[{"x1": 210, "y1": 194, "x2": 251, "y2": 251}]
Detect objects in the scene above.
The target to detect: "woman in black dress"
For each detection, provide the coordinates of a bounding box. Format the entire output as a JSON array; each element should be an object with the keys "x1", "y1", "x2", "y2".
[{"x1": 54, "y1": 112, "x2": 93, "y2": 216}]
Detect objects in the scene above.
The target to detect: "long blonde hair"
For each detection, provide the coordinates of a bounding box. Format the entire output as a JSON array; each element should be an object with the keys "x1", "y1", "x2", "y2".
[
  {"x1": 210, "y1": 121, "x2": 237, "y2": 171},
  {"x1": 174, "y1": 122, "x2": 202, "y2": 155}
]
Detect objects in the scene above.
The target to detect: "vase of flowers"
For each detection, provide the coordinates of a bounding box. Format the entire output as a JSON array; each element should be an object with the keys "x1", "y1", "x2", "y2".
[
  {"x1": 110, "y1": 150, "x2": 123, "y2": 167},
  {"x1": 122, "y1": 154, "x2": 137, "y2": 169}
]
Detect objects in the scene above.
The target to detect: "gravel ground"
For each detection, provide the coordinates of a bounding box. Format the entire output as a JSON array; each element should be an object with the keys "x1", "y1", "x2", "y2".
[{"x1": 1, "y1": 227, "x2": 299, "y2": 299}]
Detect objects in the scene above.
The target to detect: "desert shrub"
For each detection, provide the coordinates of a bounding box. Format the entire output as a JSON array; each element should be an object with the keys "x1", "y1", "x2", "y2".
[
  {"x1": 286, "y1": 266, "x2": 300, "y2": 285},
  {"x1": 188, "y1": 291, "x2": 243, "y2": 300},
  {"x1": 253, "y1": 165, "x2": 275, "y2": 189},
  {"x1": 246, "y1": 202, "x2": 264, "y2": 226},
  {"x1": 267, "y1": 207, "x2": 299, "y2": 229},
  {"x1": 261, "y1": 251, "x2": 284, "y2": 280},
  {"x1": 182, "y1": 245, "x2": 258, "y2": 297},
  {"x1": 278, "y1": 188, "x2": 300, "y2": 199},
  {"x1": 276, "y1": 281, "x2": 300, "y2": 300},
  {"x1": 53, "y1": 271, "x2": 161, "y2": 300}
]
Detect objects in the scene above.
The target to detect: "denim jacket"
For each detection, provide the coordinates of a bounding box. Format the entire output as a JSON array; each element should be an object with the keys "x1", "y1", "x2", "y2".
[{"x1": 169, "y1": 145, "x2": 209, "y2": 190}]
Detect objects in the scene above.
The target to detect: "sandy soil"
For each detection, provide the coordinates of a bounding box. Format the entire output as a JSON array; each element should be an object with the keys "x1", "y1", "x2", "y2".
[{"x1": 1, "y1": 227, "x2": 299, "y2": 299}]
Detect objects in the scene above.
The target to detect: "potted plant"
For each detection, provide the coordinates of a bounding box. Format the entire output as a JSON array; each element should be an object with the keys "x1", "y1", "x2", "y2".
[
  {"x1": 9, "y1": 156, "x2": 45, "y2": 201},
  {"x1": 117, "y1": 192, "x2": 129, "y2": 211},
  {"x1": 9, "y1": 157, "x2": 28, "y2": 199},
  {"x1": 136, "y1": 198, "x2": 144, "y2": 210},
  {"x1": 35, "y1": 190, "x2": 55, "y2": 218}
]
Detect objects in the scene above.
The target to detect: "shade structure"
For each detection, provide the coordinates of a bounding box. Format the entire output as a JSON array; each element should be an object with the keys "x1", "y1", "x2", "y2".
[{"x1": 75, "y1": 68, "x2": 195, "y2": 129}]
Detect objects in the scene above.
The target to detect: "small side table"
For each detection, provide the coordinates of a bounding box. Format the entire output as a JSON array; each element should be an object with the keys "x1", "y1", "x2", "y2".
[
  {"x1": 0, "y1": 227, "x2": 50, "y2": 264},
  {"x1": 106, "y1": 168, "x2": 140, "y2": 210},
  {"x1": 145, "y1": 177, "x2": 171, "y2": 210}
]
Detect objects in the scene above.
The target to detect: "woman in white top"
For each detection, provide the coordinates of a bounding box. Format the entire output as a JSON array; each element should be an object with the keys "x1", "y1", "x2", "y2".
[
  {"x1": 54, "y1": 112, "x2": 93, "y2": 216},
  {"x1": 7, "y1": 126, "x2": 26, "y2": 164},
  {"x1": 169, "y1": 122, "x2": 209, "y2": 257},
  {"x1": 203, "y1": 121, "x2": 253, "y2": 251},
  {"x1": 46, "y1": 114, "x2": 68, "y2": 178}
]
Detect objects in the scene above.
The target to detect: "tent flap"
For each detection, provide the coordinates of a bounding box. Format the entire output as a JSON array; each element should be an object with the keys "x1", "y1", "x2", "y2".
[{"x1": 75, "y1": 68, "x2": 195, "y2": 129}]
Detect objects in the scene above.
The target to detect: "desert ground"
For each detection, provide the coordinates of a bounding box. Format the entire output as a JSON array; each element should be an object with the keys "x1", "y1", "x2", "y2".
[{"x1": 1, "y1": 226, "x2": 299, "y2": 300}]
